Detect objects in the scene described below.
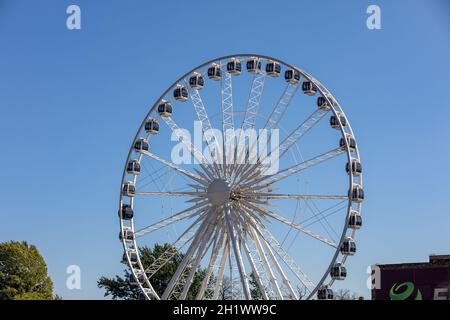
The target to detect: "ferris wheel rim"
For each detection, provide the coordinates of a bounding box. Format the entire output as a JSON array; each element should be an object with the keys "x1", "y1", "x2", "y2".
[{"x1": 118, "y1": 54, "x2": 363, "y2": 300}]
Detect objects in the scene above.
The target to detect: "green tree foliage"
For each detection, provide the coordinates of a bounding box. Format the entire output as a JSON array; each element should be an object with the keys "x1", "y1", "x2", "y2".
[
  {"x1": 249, "y1": 272, "x2": 263, "y2": 299},
  {"x1": 98, "y1": 243, "x2": 206, "y2": 300},
  {"x1": 0, "y1": 241, "x2": 55, "y2": 300}
]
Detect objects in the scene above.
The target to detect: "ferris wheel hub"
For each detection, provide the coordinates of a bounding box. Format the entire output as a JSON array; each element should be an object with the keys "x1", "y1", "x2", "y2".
[{"x1": 207, "y1": 178, "x2": 231, "y2": 205}]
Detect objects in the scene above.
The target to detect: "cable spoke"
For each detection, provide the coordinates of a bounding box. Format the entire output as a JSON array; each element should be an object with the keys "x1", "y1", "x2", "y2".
[
  {"x1": 161, "y1": 115, "x2": 216, "y2": 179},
  {"x1": 134, "y1": 201, "x2": 210, "y2": 238},
  {"x1": 142, "y1": 150, "x2": 208, "y2": 186},
  {"x1": 253, "y1": 222, "x2": 316, "y2": 294},
  {"x1": 135, "y1": 191, "x2": 206, "y2": 197},
  {"x1": 242, "y1": 147, "x2": 345, "y2": 189},
  {"x1": 277, "y1": 108, "x2": 329, "y2": 159},
  {"x1": 241, "y1": 201, "x2": 338, "y2": 248},
  {"x1": 245, "y1": 193, "x2": 348, "y2": 200}
]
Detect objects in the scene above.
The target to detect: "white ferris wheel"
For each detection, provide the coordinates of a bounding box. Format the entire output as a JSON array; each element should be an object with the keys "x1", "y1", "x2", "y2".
[{"x1": 118, "y1": 54, "x2": 364, "y2": 300}]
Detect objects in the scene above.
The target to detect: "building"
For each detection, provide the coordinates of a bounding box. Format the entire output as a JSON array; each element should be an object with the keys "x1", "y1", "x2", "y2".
[{"x1": 371, "y1": 254, "x2": 450, "y2": 300}]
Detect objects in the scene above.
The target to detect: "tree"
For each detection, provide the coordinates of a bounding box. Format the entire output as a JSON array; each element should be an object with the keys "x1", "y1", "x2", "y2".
[
  {"x1": 249, "y1": 272, "x2": 263, "y2": 299},
  {"x1": 0, "y1": 241, "x2": 55, "y2": 300},
  {"x1": 98, "y1": 243, "x2": 205, "y2": 300},
  {"x1": 335, "y1": 288, "x2": 364, "y2": 300},
  {"x1": 218, "y1": 276, "x2": 243, "y2": 300}
]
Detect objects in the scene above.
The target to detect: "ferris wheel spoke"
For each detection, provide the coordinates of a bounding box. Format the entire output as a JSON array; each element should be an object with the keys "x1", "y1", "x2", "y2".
[
  {"x1": 249, "y1": 225, "x2": 284, "y2": 299},
  {"x1": 178, "y1": 224, "x2": 218, "y2": 300},
  {"x1": 143, "y1": 211, "x2": 208, "y2": 278},
  {"x1": 186, "y1": 84, "x2": 223, "y2": 178},
  {"x1": 254, "y1": 226, "x2": 299, "y2": 299},
  {"x1": 161, "y1": 116, "x2": 217, "y2": 179},
  {"x1": 237, "y1": 108, "x2": 329, "y2": 187},
  {"x1": 241, "y1": 72, "x2": 266, "y2": 132},
  {"x1": 233, "y1": 82, "x2": 300, "y2": 185},
  {"x1": 241, "y1": 201, "x2": 338, "y2": 248},
  {"x1": 135, "y1": 191, "x2": 206, "y2": 197},
  {"x1": 242, "y1": 147, "x2": 345, "y2": 189},
  {"x1": 277, "y1": 108, "x2": 329, "y2": 160},
  {"x1": 134, "y1": 201, "x2": 210, "y2": 238},
  {"x1": 196, "y1": 230, "x2": 226, "y2": 300},
  {"x1": 224, "y1": 206, "x2": 252, "y2": 299},
  {"x1": 220, "y1": 63, "x2": 235, "y2": 177},
  {"x1": 212, "y1": 240, "x2": 231, "y2": 300},
  {"x1": 264, "y1": 82, "x2": 300, "y2": 133},
  {"x1": 245, "y1": 193, "x2": 348, "y2": 200},
  {"x1": 300, "y1": 200, "x2": 347, "y2": 228},
  {"x1": 253, "y1": 222, "x2": 316, "y2": 294},
  {"x1": 142, "y1": 150, "x2": 208, "y2": 186},
  {"x1": 161, "y1": 208, "x2": 218, "y2": 300},
  {"x1": 232, "y1": 71, "x2": 267, "y2": 177},
  {"x1": 233, "y1": 209, "x2": 271, "y2": 300}
]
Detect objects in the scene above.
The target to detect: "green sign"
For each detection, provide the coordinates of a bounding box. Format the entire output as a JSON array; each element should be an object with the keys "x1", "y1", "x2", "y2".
[{"x1": 389, "y1": 282, "x2": 422, "y2": 300}]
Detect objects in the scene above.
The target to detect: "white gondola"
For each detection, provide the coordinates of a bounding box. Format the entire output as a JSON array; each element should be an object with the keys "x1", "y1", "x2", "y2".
[
  {"x1": 346, "y1": 159, "x2": 362, "y2": 176},
  {"x1": 119, "y1": 227, "x2": 134, "y2": 242},
  {"x1": 127, "y1": 160, "x2": 141, "y2": 175},
  {"x1": 330, "y1": 262, "x2": 347, "y2": 280},
  {"x1": 339, "y1": 135, "x2": 356, "y2": 151},
  {"x1": 340, "y1": 237, "x2": 356, "y2": 255},
  {"x1": 122, "y1": 249, "x2": 138, "y2": 265},
  {"x1": 284, "y1": 68, "x2": 300, "y2": 84},
  {"x1": 348, "y1": 210, "x2": 362, "y2": 229},
  {"x1": 134, "y1": 138, "x2": 149, "y2": 153},
  {"x1": 174, "y1": 85, "x2": 188, "y2": 101},
  {"x1": 330, "y1": 114, "x2": 347, "y2": 129},
  {"x1": 246, "y1": 57, "x2": 261, "y2": 73},
  {"x1": 129, "y1": 272, "x2": 145, "y2": 286},
  {"x1": 118, "y1": 203, "x2": 134, "y2": 220},
  {"x1": 317, "y1": 96, "x2": 331, "y2": 109},
  {"x1": 349, "y1": 185, "x2": 364, "y2": 203},
  {"x1": 317, "y1": 285, "x2": 334, "y2": 300},
  {"x1": 302, "y1": 80, "x2": 317, "y2": 96},
  {"x1": 145, "y1": 119, "x2": 159, "y2": 135},
  {"x1": 189, "y1": 73, "x2": 204, "y2": 90},
  {"x1": 265, "y1": 60, "x2": 281, "y2": 77},
  {"x1": 227, "y1": 58, "x2": 242, "y2": 75},
  {"x1": 122, "y1": 181, "x2": 136, "y2": 197},
  {"x1": 157, "y1": 100, "x2": 172, "y2": 117},
  {"x1": 207, "y1": 63, "x2": 221, "y2": 80}
]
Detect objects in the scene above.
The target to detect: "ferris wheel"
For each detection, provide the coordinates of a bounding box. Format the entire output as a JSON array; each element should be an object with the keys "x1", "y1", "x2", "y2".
[{"x1": 118, "y1": 54, "x2": 364, "y2": 300}]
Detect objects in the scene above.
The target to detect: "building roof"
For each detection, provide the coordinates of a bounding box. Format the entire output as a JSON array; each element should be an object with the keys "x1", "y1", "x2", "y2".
[{"x1": 375, "y1": 254, "x2": 450, "y2": 270}]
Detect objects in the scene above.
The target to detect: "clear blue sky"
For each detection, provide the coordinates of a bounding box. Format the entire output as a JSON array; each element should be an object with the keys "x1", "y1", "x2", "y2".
[{"x1": 1, "y1": 0, "x2": 449, "y2": 299}]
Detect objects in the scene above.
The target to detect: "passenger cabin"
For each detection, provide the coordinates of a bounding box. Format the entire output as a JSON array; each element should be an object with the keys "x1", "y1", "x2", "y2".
[
  {"x1": 284, "y1": 68, "x2": 300, "y2": 84},
  {"x1": 265, "y1": 61, "x2": 281, "y2": 77},
  {"x1": 207, "y1": 63, "x2": 221, "y2": 80}
]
